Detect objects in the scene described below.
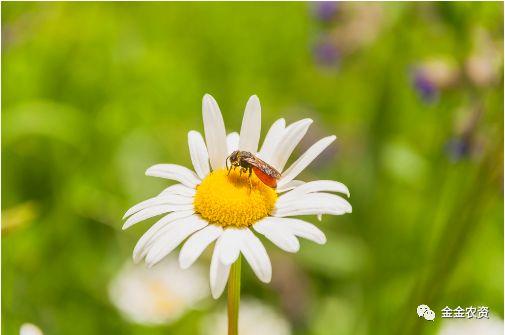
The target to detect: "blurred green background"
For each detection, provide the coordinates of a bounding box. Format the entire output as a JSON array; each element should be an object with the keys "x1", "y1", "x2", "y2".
[{"x1": 2, "y1": 2, "x2": 503, "y2": 335}]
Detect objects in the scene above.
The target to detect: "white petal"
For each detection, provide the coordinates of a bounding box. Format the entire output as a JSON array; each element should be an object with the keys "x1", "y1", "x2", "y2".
[
  {"x1": 317, "y1": 214, "x2": 323, "y2": 221},
  {"x1": 270, "y1": 118, "x2": 313, "y2": 171},
  {"x1": 226, "y1": 132, "x2": 240, "y2": 155},
  {"x1": 277, "y1": 192, "x2": 352, "y2": 211},
  {"x1": 210, "y1": 238, "x2": 231, "y2": 299},
  {"x1": 238, "y1": 95, "x2": 261, "y2": 152},
  {"x1": 276, "y1": 180, "x2": 304, "y2": 193},
  {"x1": 158, "y1": 184, "x2": 196, "y2": 197},
  {"x1": 145, "y1": 215, "x2": 207, "y2": 267},
  {"x1": 123, "y1": 203, "x2": 193, "y2": 230},
  {"x1": 257, "y1": 217, "x2": 326, "y2": 245},
  {"x1": 274, "y1": 207, "x2": 347, "y2": 217},
  {"x1": 179, "y1": 224, "x2": 223, "y2": 269},
  {"x1": 188, "y1": 130, "x2": 210, "y2": 179},
  {"x1": 282, "y1": 218, "x2": 327, "y2": 244},
  {"x1": 123, "y1": 194, "x2": 193, "y2": 221},
  {"x1": 273, "y1": 193, "x2": 352, "y2": 217},
  {"x1": 258, "y1": 118, "x2": 285, "y2": 162},
  {"x1": 202, "y1": 94, "x2": 228, "y2": 170},
  {"x1": 146, "y1": 164, "x2": 200, "y2": 188},
  {"x1": 132, "y1": 210, "x2": 195, "y2": 263},
  {"x1": 240, "y1": 228, "x2": 272, "y2": 283},
  {"x1": 278, "y1": 136, "x2": 336, "y2": 187},
  {"x1": 218, "y1": 228, "x2": 242, "y2": 266},
  {"x1": 253, "y1": 219, "x2": 300, "y2": 253},
  {"x1": 278, "y1": 180, "x2": 350, "y2": 202}
]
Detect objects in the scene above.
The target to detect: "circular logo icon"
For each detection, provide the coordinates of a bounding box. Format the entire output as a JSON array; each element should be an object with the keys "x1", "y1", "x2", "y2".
[{"x1": 417, "y1": 304, "x2": 436, "y2": 321}]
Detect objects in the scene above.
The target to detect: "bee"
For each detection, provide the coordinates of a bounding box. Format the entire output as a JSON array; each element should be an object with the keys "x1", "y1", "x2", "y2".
[{"x1": 226, "y1": 150, "x2": 281, "y2": 189}]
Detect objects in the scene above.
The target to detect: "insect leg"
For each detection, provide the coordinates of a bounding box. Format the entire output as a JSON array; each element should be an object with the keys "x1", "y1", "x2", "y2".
[
  {"x1": 227, "y1": 159, "x2": 232, "y2": 176},
  {"x1": 247, "y1": 167, "x2": 253, "y2": 191}
]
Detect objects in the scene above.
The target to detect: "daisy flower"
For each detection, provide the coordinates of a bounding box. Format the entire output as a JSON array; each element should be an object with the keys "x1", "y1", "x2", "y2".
[
  {"x1": 108, "y1": 257, "x2": 207, "y2": 325},
  {"x1": 123, "y1": 94, "x2": 351, "y2": 299},
  {"x1": 20, "y1": 323, "x2": 43, "y2": 335}
]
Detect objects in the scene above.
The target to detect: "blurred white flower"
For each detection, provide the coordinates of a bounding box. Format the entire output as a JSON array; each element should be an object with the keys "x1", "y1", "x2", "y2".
[
  {"x1": 123, "y1": 94, "x2": 351, "y2": 299},
  {"x1": 201, "y1": 299, "x2": 291, "y2": 335},
  {"x1": 20, "y1": 323, "x2": 43, "y2": 335},
  {"x1": 108, "y1": 257, "x2": 207, "y2": 325},
  {"x1": 465, "y1": 28, "x2": 503, "y2": 87},
  {"x1": 438, "y1": 317, "x2": 503, "y2": 335},
  {"x1": 331, "y1": 3, "x2": 385, "y2": 54},
  {"x1": 415, "y1": 59, "x2": 459, "y2": 87}
]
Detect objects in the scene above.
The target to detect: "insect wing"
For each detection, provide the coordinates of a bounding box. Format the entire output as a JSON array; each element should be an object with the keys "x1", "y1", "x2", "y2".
[{"x1": 242, "y1": 156, "x2": 281, "y2": 179}]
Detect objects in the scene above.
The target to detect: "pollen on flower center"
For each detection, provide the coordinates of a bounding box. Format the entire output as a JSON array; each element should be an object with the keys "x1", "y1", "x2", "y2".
[{"x1": 194, "y1": 168, "x2": 277, "y2": 228}]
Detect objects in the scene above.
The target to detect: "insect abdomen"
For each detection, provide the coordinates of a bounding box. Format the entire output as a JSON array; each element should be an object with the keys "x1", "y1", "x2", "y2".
[{"x1": 253, "y1": 166, "x2": 278, "y2": 188}]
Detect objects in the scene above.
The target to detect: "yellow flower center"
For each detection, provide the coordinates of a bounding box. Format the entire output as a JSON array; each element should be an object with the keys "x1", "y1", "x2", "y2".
[{"x1": 194, "y1": 168, "x2": 277, "y2": 228}]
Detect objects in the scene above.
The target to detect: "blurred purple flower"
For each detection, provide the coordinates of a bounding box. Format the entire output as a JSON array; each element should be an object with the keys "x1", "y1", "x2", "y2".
[
  {"x1": 313, "y1": 38, "x2": 340, "y2": 67},
  {"x1": 445, "y1": 137, "x2": 471, "y2": 162},
  {"x1": 313, "y1": 2, "x2": 339, "y2": 22},
  {"x1": 410, "y1": 60, "x2": 459, "y2": 103},
  {"x1": 412, "y1": 69, "x2": 438, "y2": 102}
]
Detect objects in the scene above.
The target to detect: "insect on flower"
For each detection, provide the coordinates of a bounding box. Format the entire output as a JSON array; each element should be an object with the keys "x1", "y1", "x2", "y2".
[
  {"x1": 123, "y1": 94, "x2": 352, "y2": 299},
  {"x1": 226, "y1": 150, "x2": 281, "y2": 188}
]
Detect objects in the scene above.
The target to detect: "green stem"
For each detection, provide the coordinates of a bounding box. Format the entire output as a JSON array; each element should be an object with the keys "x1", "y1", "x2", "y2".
[{"x1": 227, "y1": 255, "x2": 241, "y2": 335}]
